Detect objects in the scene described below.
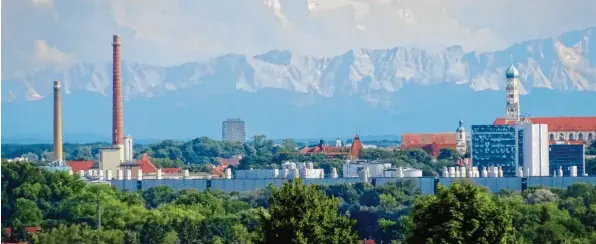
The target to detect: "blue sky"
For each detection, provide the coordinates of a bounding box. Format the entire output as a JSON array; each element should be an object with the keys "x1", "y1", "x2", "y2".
[{"x1": 2, "y1": 0, "x2": 595, "y2": 79}]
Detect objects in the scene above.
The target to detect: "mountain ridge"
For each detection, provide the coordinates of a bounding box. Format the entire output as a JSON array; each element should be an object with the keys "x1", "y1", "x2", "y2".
[
  {"x1": 2, "y1": 27, "x2": 596, "y2": 139},
  {"x1": 2, "y1": 27, "x2": 595, "y2": 104}
]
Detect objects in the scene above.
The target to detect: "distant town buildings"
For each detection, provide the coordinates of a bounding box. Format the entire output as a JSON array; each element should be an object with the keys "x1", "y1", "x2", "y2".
[
  {"x1": 222, "y1": 118, "x2": 246, "y2": 143},
  {"x1": 400, "y1": 121, "x2": 468, "y2": 157},
  {"x1": 299, "y1": 134, "x2": 364, "y2": 159}
]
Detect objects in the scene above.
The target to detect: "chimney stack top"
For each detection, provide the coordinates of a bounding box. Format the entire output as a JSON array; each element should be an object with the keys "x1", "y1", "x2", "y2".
[
  {"x1": 54, "y1": 80, "x2": 61, "y2": 89},
  {"x1": 113, "y1": 34, "x2": 121, "y2": 45}
]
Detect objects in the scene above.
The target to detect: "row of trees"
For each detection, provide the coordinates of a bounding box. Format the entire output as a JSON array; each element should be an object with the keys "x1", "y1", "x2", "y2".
[
  {"x1": 3, "y1": 161, "x2": 596, "y2": 243},
  {"x1": 4, "y1": 137, "x2": 596, "y2": 176}
]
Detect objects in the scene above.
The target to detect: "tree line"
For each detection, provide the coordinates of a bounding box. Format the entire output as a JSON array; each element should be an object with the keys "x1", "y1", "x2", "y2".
[
  {"x1": 3, "y1": 137, "x2": 596, "y2": 176},
  {"x1": 3, "y1": 161, "x2": 596, "y2": 243}
]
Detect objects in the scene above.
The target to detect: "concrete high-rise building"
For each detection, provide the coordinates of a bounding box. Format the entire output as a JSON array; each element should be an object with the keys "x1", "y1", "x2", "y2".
[
  {"x1": 53, "y1": 80, "x2": 64, "y2": 163},
  {"x1": 222, "y1": 118, "x2": 245, "y2": 142},
  {"x1": 504, "y1": 64, "x2": 520, "y2": 123},
  {"x1": 112, "y1": 34, "x2": 124, "y2": 161}
]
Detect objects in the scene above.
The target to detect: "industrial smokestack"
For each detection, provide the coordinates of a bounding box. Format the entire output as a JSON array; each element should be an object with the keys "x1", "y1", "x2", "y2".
[
  {"x1": 112, "y1": 35, "x2": 123, "y2": 146},
  {"x1": 53, "y1": 80, "x2": 63, "y2": 162}
]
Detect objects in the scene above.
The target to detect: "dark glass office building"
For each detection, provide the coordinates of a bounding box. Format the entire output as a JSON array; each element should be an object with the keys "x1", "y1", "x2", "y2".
[
  {"x1": 471, "y1": 125, "x2": 518, "y2": 176},
  {"x1": 549, "y1": 144, "x2": 585, "y2": 176}
]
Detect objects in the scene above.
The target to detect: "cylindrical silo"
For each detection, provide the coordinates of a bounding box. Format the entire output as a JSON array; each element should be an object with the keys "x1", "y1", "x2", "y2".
[
  {"x1": 117, "y1": 169, "x2": 124, "y2": 180},
  {"x1": 331, "y1": 168, "x2": 338, "y2": 178},
  {"x1": 125, "y1": 169, "x2": 132, "y2": 180},
  {"x1": 157, "y1": 168, "x2": 163, "y2": 180},
  {"x1": 137, "y1": 169, "x2": 143, "y2": 180}
]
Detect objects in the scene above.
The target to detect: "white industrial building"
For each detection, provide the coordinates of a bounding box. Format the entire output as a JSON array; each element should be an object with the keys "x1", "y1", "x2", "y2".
[
  {"x1": 99, "y1": 147, "x2": 122, "y2": 174},
  {"x1": 517, "y1": 123, "x2": 550, "y2": 177},
  {"x1": 234, "y1": 162, "x2": 325, "y2": 179},
  {"x1": 343, "y1": 160, "x2": 392, "y2": 178}
]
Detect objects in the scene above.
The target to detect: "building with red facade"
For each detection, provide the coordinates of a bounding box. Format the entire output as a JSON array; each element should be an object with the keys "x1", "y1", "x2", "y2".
[
  {"x1": 494, "y1": 117, "x2": 596, "y2": 143},
  {"x1": 400, "y1": 133, "x2": 458, "y2": 157},
  {"x1": 299, "y1": 134, "x2": 364, "y2": 159}
]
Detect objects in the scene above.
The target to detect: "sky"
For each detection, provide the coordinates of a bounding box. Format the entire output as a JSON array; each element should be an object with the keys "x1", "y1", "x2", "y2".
[{"x1": 2, "y1": 0, "x2": 596, "y2": 80}]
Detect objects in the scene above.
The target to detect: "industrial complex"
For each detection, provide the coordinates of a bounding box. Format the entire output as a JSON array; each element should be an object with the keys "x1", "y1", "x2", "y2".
[{"x1": 44, "y1": 35, "x2": 595, "y2": 195}]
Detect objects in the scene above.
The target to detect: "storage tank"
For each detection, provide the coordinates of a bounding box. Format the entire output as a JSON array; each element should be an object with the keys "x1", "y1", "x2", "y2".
[
  {"x1": 137, "y1": 169, "x2": 143, "y2": 180},
  {"x1": 403, "y1": 168, "x2": 423, "y2": 178},
  {"x1": 570, "y1": 166, "x2": 578, "y2": 177},
  {"x1": 273, "y1": 169, "x2": 279, "y2": 178},
  {"x1": 106, "y1": 170, "x2": 113, "y2": 180},
  {"x1": 481, "y1": 167, "x2": 488, "y2": 178},
  {"x1": 498, "y1": 167, "x2": 504, "y2": 178},
  {"x1": 183, "y1": 169, "x2": 190, "y2": 178},
  {"x1": 397, "y1": 167, "x2": 404, "y2": 178},
  {"x1": 558, "y1": 166, "x2": 563, "y2": 178},
  {"x1": 117, "y1": 170, "x2": 123, "y2": 180},
  {"x1": 79, "y1": 170, "x2": 85, "y2": 179},
  {"x1": 293, "y1": 168, "x2": 299, "y2": 178},
  {"x1": 442, "y1": 167, "x2": 449, "y2": 178},
  {"x1": 359, "y1": 167, "x2": 369, "y2": 182},
  {"x1": 125, "y1": 170, "x2": 132, "y2": 180},
  {"x1": 448, "y1": 167, "x2": 456, "y2": 177},
  {"x1": 455, "y1": 167, "x2": 461, "y2": 178},
  {"x1": 282, "y1": 168, "x2": 289, "y2": 178},
  {"x1": 307, "y1": 162, "x2": 314, "y2": 169},
  {"x1": 331, "y1": 168, "x2": 338, "y2": 178},
  {"x1": 367, "y1": 163, "x2": 391, "y2": 178},
  {"x1": 157, "y1": 169, "x2": 163, "y2": 180}
]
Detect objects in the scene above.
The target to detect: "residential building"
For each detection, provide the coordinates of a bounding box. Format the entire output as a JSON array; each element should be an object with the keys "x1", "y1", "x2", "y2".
[{"x1": 222, "y1": 118, "x2": 246, "y2": 142}]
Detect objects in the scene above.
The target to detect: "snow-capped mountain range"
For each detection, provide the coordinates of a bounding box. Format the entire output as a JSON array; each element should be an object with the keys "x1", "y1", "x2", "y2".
[
  {"x1": 2, "y1": 27, "x2": 596, "y2": 140},
  {"x1": 4, "y1": 27, "x2": 596, "y2": 103}
]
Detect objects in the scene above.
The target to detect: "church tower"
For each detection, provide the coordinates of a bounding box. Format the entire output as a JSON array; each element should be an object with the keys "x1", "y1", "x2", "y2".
[
  {"x1": 505, "y1": 64, "x2": 520, "y2": 123},
  {"x1": 455, "y1": 120, "x2": 467, "y2": 155}
]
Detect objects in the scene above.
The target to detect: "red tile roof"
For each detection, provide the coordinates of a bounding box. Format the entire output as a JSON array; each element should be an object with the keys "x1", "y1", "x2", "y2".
[
  {"x1": 401, "y1": 133, "x2": 457, "y2": 146},
  {"x1": 137, "y1": 154, "x2": 157, "y2": 174},
  {"x1": 401, "y1": 133, "x2": 457, "y2": 157},
  {"x1": 494, "y1": 117, "x2": 596, "y2": 132},
  {"x1": 67, "y1": 161, "x2": 94, "y2": 172},
  {"x1": 216, "y1": 156, "x2": 241, "y2": 167},
  {"x1": 161, "y1": 168, "x2": 181, "y2": 174},
  {"x1": 4, "y1": 227, "x2": 41, "y2": 236},
  {"x1": 350, "y1": 134, "x2": 363, "y2": 159}
]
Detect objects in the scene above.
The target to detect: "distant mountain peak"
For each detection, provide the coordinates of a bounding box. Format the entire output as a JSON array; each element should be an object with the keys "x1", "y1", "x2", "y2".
[{"x1": 2, "y1": 27, "x2": 596, "y2": 103}]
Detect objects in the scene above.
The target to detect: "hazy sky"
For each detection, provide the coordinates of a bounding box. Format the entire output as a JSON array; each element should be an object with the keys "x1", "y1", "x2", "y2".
[{"x1": 2, "y1": 0, "x2": 595, "y2": 79}]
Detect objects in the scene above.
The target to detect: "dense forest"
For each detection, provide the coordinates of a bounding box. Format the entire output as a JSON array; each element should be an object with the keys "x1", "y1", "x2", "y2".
[{"x1": 3, "y1": 162, "x2": 596, "y2": 243}]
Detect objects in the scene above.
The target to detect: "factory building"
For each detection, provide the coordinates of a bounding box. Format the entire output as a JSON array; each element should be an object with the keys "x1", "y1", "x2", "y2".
[
  {"x1": 99, "y1": 147, "x2": 122, "y2": 173},
  {"x1": 222, "y1": 118, "x2": 246, "y2": 142}
]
